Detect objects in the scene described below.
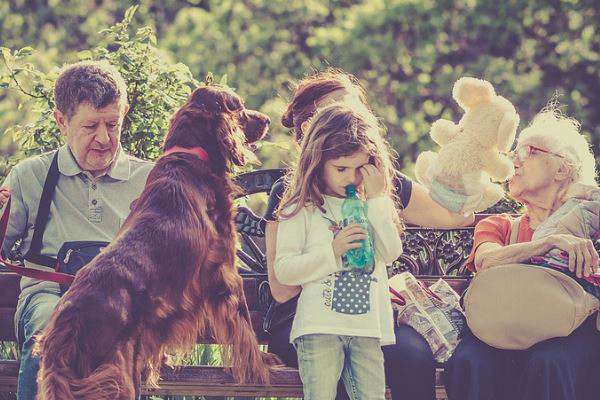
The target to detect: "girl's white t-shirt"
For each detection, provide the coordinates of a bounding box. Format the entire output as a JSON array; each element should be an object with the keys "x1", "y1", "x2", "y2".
[{"x1": 274, "y1": 195, "x2": 402, "y2": 345}]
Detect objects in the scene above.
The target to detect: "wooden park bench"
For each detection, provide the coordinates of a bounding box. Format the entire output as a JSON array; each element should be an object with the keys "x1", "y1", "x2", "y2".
[{"x1": 0, "y1": 168, "x2": 481, "y2": 399}]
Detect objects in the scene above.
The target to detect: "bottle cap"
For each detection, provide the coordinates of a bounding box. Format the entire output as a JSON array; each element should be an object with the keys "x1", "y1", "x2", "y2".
[{"x1": 345, "y1": 184, "x2": 357, "y2": 197}]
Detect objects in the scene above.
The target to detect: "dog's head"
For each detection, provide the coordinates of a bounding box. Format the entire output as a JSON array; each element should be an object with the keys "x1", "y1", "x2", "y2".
[{"x1": 163, "y1": 85, "x2": 270, "y2": 171}]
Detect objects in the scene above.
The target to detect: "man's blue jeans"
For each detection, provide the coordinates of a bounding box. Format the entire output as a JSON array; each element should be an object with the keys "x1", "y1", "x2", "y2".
[{"x1": 16, "y1": 289, "x2": 61, "y2": 400}]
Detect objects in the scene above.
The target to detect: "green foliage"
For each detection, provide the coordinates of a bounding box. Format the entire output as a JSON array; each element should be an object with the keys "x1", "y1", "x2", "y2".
[
  {"x1": 308, "y1": 0, "x2": 599, "y2": 170},
  {"x1": 1, "y1": 49, "x2": 58, "y2": 148},
  {"x1": 151, "y1": 0, "x2": 599, "y2": 174},
  {"x1": 0, "y1": 0, "x2": 600, "y2": 174},
  {"x1": 97, "y1": 6, "x2": 199, "y2": 160},
  {"x1": 1, "y1": 0, "x2": 598, "y2": 199},
  {"x1": 0, "y1": 341, "x2": 17, "y2": 360},
  {"x1": 0, "y1": 5, "x2": 198, "y2": 181}
]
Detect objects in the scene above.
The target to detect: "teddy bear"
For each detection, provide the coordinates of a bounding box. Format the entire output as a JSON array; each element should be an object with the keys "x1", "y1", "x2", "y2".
[{"x1": 415, "y1": 77, "x2": 520, "y2": 215}]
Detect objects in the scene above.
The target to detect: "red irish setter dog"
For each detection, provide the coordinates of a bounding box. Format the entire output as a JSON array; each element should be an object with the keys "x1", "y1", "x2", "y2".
[{"x1": 35, "y1": 85, "x2": 278, "y2": 399}]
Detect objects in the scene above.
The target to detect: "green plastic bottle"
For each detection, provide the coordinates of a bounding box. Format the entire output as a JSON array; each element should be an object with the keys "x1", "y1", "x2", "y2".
[{"x1": 341, "y1": 184, "x2": 375, "y2": 273}]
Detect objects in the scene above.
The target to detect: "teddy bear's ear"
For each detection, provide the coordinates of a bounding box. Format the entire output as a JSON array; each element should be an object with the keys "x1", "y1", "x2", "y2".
[
  {"x1": 453, "y1": 77, "x2": 495, "y2": 110},
  {"x1": 497, "y1": 111, "x2": 520, "y2": 152}
]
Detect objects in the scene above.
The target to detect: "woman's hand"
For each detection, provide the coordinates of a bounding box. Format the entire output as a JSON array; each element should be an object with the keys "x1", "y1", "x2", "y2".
[
  {"x1": 544, "y1": 234, "x2": 599, "y2": 278},
  {"x1": 0, "y1": 187, "x2": 9, "y2": 209},
  {"x1": 360, "y1": 164, "x2": 385, "y2": 199},
  {"x1": 332, "y1": 224, "x2": 367, "y2": 258}
]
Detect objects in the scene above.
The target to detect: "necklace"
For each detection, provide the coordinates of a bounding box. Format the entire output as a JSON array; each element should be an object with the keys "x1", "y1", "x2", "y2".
[{"x1": 322, "y1": 197, "x2": 342, "y2": 234}]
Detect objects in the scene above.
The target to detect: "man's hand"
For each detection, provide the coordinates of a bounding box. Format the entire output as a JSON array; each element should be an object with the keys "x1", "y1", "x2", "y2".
[
  {"x1": 0, "y1": 188, "x2": 9, "y2": 209},
  {"x1": 544, "y1": 234, "x2": 599, "y2": 278},
  {"x1": 332, "y1": 224, "x2": 367, "y2": 258}
]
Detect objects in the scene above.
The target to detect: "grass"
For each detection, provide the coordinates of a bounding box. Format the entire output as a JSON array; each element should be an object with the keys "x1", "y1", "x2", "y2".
[{"x1": 0, "y1": 342, "x2": 17, "y2": 360}]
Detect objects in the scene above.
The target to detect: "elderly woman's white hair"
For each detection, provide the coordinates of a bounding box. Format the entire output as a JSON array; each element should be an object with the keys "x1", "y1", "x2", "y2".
[{"x1": 518, "y1": 106, "x2": 597, "y2": 186}]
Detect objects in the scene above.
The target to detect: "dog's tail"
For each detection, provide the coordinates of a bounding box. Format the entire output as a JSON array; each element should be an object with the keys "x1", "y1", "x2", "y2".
[
  {"x1": 207, "y1": 273, "x2": 280, "y2": 385},
  {"x1": 36, "y1": 308, "x2": 135, "y2": 400}
]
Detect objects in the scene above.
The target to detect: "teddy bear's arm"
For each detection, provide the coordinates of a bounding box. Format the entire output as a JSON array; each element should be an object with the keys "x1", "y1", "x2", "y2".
[
  {"x1": 430, "y1": 119, "x2": 461, "y2": 146},
  {"x1": 482, "y1": 153, "x2": 515, "y2": 182}
]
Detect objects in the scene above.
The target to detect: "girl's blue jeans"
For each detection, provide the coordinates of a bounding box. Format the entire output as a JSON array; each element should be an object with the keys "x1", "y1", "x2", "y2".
[{"x1": 293, "y1": 334, "x2": 386, "y2": 400}]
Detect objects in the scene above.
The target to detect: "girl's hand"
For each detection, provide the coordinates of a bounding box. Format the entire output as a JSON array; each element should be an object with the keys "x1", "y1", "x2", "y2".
[
  {"x1": 0, "y1": 187, "x2": 9, "y2": 209},
  {"x1": 360, "y1": 163, "x2": 385, "y2": 199},
  {"x1": 332, "y1": 224, "x2": 367, "y2": 258},
  {"x1": 544, "y1": 234, "x2": 599, "y2": 278}
]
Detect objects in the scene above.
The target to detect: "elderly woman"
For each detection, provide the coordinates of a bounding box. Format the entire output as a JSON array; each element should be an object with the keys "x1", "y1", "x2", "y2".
[{"x1": 444, "y1": 108, "x2": 600, "y2": 400}]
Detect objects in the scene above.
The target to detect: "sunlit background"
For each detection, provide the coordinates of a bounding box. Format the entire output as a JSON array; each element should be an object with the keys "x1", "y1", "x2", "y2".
[
  {"x1": 1, "y1": 0, "x2": 598, "y2": 180},
  {"x1": 0, "y1": 2, "x2": 598, "y2": 399}
]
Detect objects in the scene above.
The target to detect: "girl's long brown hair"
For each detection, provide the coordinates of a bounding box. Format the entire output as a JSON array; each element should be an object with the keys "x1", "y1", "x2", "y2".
[{"x1": 278, "y1": 103, "x2": 402, "y2": 231}]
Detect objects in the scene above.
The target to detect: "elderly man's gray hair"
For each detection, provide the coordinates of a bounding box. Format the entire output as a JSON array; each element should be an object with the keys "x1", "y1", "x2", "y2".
[
  {"x1": 518, "y1": 106, "x2": 597, "y2": 186},
  {"x1": 54, "y1": 60, "x2": 128, "y2": 118}
]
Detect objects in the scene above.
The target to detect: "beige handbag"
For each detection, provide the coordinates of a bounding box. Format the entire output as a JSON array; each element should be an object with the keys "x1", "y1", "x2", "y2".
[{"x1": 463, "y1": 217, "x2": 600, "y2": 350}]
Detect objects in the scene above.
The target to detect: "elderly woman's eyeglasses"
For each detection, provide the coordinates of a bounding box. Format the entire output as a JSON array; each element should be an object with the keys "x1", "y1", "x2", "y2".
[{"x1": 508, "y1": 145, "x2": 566, "y2": 164}]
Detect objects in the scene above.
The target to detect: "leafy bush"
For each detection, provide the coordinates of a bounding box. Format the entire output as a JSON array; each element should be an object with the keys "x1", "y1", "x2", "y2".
[{"x1": 0, "y1": 6, "x2": 198, "y2": 181}]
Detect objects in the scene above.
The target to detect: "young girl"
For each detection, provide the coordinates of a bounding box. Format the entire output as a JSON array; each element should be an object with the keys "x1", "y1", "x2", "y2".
[{"x1": 274, "y1": 103, "x2": 403, "y2": 400}]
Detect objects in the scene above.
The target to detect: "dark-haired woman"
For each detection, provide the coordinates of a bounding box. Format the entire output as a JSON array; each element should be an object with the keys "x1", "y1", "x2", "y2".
[{"x1": 266, "y1": 69, "x2": 473, "y2": 400}]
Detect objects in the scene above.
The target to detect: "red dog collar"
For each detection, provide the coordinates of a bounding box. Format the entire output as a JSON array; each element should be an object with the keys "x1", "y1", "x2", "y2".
[{"x1": 163, "y1": 146, "x2": 209, "y2": 161}]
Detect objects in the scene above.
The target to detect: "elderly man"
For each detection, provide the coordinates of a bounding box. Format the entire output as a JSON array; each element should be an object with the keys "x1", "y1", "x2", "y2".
[
  {"x1": 445, "y1": 108, "x2": 599, "y2": 400},
  {"x1": 0, "y1": 61, "x2": 152, "y2": 400}
]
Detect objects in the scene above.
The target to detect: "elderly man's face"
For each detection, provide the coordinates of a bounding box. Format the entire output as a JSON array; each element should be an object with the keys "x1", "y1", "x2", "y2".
[
  {"x1": 508, "y1": 144, "x2": 565, "y2": 200},
  {"x1": 55, "y1": 102, "x2": 128, "y2": 176}
]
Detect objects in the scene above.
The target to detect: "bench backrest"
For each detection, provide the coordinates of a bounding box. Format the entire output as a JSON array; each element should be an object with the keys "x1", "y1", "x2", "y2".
[
  {"x1": 233, "y1": 169, "x2": 475, "y2": 340},
  {"x1": 0, "y1": 168, "x2": 475, "y2": 343}
]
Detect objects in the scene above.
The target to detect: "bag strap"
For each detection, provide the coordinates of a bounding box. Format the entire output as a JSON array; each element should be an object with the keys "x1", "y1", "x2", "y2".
[
  {"x1": 389, "y1": 286, "x2": 406, "y2": 306},
  {"x1": 0, "y1": 195, "x2": 74, "y2": 285},
  {"x1": 508, "y1": 215, "x2": 522, "y2": 245},
  {"x1": 24, "y1": 151, "x2": 59, "y2": 267}
]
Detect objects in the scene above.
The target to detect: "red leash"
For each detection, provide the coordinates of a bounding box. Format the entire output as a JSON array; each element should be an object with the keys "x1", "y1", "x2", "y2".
[
  {"x1": 0, "y1": 145, "x2": 209, "y2": 284},
  {"x1": 389, "y1": 280, "x2": 443, "y2": 306},
  {"x1": 0, "y1": 195, "x2": 74, "y2": 285},
  {"x1": 389, "y1": 286, "x2": 406, "y2": 306}
]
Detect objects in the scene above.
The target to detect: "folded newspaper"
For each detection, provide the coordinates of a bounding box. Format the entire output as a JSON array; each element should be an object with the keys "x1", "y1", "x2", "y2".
[{"x1": 389, "y1": 272, "x2": 466, "y2": 362}]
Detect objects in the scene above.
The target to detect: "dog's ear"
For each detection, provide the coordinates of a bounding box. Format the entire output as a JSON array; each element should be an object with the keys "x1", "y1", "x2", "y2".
[
  {"x1": 190, "y1": 86, "x2": 243, "y2": 116},
  {"x1": 216, "y1": 121, "x2": 246, "y2": 167}
]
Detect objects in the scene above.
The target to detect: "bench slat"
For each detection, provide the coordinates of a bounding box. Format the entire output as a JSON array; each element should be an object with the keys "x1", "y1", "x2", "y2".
[
  {"x1": 0, "y1": 360, "x2": 304, "y2": 397},
  {"x1": 0, "y1": 360, "x2": 448, "y2": 398},
  {"x1": 149, "y1": 365, "x2": 303, "y2": 396}
]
